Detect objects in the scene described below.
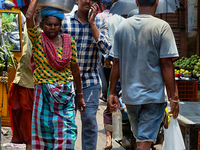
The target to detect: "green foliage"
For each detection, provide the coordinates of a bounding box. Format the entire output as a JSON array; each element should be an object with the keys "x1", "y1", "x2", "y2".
[
  {"x1": 0, "y1": 41, "x2": 16, "y2": 70},
  {"x1": 0, "y1": 15, "x2": 16, "y2": 73},
  {"x1": 1, "y1": 14, "x2": 15, "y2": 34}
]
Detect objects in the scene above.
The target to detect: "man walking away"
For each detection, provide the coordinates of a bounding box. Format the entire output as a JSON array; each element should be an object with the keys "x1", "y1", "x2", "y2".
[{"x1": 108, "y1": 0, "x2": 179, "y2": 150}]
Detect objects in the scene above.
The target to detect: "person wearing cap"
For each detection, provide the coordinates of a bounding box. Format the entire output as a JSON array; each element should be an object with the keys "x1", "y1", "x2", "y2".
[
  {"x1": 26, "y1": 0, "x2": 86, "y2": 149},
  {"x1": 62, "y1": 0, "x2": 111, "y2": 149}
]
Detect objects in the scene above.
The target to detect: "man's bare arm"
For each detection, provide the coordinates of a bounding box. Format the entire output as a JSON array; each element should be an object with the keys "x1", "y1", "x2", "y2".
[{"x1": 160, "y1": 58, "x2": 179, "y2": 119}]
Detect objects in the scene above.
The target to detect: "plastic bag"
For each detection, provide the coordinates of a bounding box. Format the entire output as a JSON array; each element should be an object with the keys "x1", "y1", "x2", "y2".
[{"x1": 162, "y1": 117, "x2": 186, "y2": 150}]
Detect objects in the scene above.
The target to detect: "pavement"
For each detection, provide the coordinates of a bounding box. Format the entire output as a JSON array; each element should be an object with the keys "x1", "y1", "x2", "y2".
[{"x1": 1, "y1": 99, "x2": 162, "y2": 150}]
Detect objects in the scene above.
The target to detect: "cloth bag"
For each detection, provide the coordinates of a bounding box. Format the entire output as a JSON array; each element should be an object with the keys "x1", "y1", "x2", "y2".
[{"x1": 162, "y1": 117, "x2": 186, "y2": 150}]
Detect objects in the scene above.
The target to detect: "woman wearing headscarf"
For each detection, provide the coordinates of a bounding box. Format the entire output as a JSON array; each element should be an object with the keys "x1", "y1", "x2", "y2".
[{"x1": 26, "y1": 0, "x2": 86, "y2": 149}]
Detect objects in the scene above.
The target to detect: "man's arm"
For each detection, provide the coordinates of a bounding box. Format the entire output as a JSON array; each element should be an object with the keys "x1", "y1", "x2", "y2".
[
  {"x1": 96, "y1": 19, "x2": 112, "y2": 55},
  {"x1": 160, "y1": 58, "x2": 179, "y2": 119},
  {"x1": 108, "y1": 58, "x2": 120, "y2": 112}
]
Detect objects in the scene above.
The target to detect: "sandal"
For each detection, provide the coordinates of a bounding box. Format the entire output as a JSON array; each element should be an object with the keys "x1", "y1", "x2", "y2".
[
  {"x1": 100, "y1": 96, "x2": 107, "y2": 102},
  {"x1": 104, "y1": 144, "x2": 112, "y2": 150}
]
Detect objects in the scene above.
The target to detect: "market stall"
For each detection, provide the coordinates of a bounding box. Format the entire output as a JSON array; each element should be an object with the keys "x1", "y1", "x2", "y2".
[{"x1": 172, "y1": 54, "x2": 200, "y2": 102}]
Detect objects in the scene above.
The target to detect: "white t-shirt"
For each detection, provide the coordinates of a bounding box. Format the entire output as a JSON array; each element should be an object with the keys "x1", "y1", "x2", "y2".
[{"x1": 110, "y1": 15, "x2": 179, "y2": 105}]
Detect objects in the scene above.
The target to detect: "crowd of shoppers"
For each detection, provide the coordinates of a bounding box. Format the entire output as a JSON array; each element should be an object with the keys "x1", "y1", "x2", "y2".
[{"x1": 6, "y1": 0, "x2": 179, "y2": 150}]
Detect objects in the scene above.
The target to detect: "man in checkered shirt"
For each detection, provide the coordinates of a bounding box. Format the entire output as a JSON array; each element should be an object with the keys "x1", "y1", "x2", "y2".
[{"x1": 62, "y1": 0, "x2": 111, "y2": 149}]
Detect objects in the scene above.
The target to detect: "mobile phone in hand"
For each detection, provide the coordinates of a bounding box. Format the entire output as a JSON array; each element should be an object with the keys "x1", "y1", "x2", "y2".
[{"x1": 88, "y1": 2, "x2": 96, "y2": 19}]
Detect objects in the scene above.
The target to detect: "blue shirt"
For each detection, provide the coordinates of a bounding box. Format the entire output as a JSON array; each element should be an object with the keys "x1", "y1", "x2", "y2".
[
  {"x1": 62, "y1": 11, "x2": 112, "y2": 88},
  {"x1": 111, "y1": 15, "x2": 179, "y2": 105}
]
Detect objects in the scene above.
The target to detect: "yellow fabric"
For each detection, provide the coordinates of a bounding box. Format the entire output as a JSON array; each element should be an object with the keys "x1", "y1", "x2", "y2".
[
  {"x1": 13, "y1": 24, "x2": 34, "y2": 89},
  {"x1": 27, "y1": 25, "x2": 78, "y2": 85}
]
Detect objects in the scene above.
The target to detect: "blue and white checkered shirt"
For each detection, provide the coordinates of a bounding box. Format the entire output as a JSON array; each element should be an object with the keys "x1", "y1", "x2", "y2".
[{"x1": 62, "y1": 11, "x2": 112, "y2": 89}]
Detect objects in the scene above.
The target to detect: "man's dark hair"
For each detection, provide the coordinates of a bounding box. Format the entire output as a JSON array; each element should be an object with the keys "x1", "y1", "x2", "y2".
[
  {"x1": 101, "y1": 0, "x2": 113, "y2": 9},
  {"x1": 103, "y1": 3, "x2": 112, "y2": 9},
  {"x1": 137, "y1": 0, "x2": 156, "y2": 6}
]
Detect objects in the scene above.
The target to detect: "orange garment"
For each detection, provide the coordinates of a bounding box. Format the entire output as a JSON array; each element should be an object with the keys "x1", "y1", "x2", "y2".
[{"x1": 8, "y1": 83, "x2": 34, "y2": 144}]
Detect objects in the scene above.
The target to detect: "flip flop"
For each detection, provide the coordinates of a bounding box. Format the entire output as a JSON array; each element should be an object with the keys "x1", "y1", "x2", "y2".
[{"x1": 100, "y1": 96, "x2": 107, "y2": 102}]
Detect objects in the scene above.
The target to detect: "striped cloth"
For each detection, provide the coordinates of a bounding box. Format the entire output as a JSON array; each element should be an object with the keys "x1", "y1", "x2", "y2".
[
  {"x1": 41, "y1": 33, "x2": 71, "y2": 71},
  {"x1": 32, "y1": 81, "x2": 77, "y2": 150}
]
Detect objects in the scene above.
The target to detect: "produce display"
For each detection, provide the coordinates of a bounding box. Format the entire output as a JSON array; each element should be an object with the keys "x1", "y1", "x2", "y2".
[
  {"x1": 175, "y1": 69, "x2": 191, "y2": 77},
  {"x1": 173, "y1": 54, "x2": 200, "y2": 68},
  {"x1": 173, "y1": 54, "x2": 200, "y2": 80}
]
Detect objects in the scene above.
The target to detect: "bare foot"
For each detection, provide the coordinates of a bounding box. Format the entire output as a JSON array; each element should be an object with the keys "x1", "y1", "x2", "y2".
[{"x1": 104, "y1": 135, "x2": 112, "y2": 149}]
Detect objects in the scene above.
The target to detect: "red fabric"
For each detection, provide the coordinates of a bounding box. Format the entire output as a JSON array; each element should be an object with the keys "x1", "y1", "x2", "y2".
[
  {"x1": 41, "y1": 33, "x2": 71, "y2": 71},
  {"x1": 8, "y1": 83, "x2": 34, "y2": 144},
  {"x1": 12, "y1": 0, "x2": 29, "y2": 9},
  {"x1": 8, "y1": 83, "x2": 14, "y2": 132}
]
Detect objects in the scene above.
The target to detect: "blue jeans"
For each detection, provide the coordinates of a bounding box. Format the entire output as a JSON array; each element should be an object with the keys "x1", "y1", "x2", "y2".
[
  {"x1": 126, "y1": 103, "x2": 166, "y2": 143},
  {"x1": 75, "y1": 84, "x2": 101, "y2": 150}
]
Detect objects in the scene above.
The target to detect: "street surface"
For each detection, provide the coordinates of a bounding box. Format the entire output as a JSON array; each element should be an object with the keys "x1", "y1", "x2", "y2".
[{"x1": 1, "y1": 99, "x2": 162, "y2": 150}]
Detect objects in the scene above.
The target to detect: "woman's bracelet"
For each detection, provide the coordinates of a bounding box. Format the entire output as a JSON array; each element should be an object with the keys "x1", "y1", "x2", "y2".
[{"x1": 169, "y1": 98, "x2": 180, "y2": 103}]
